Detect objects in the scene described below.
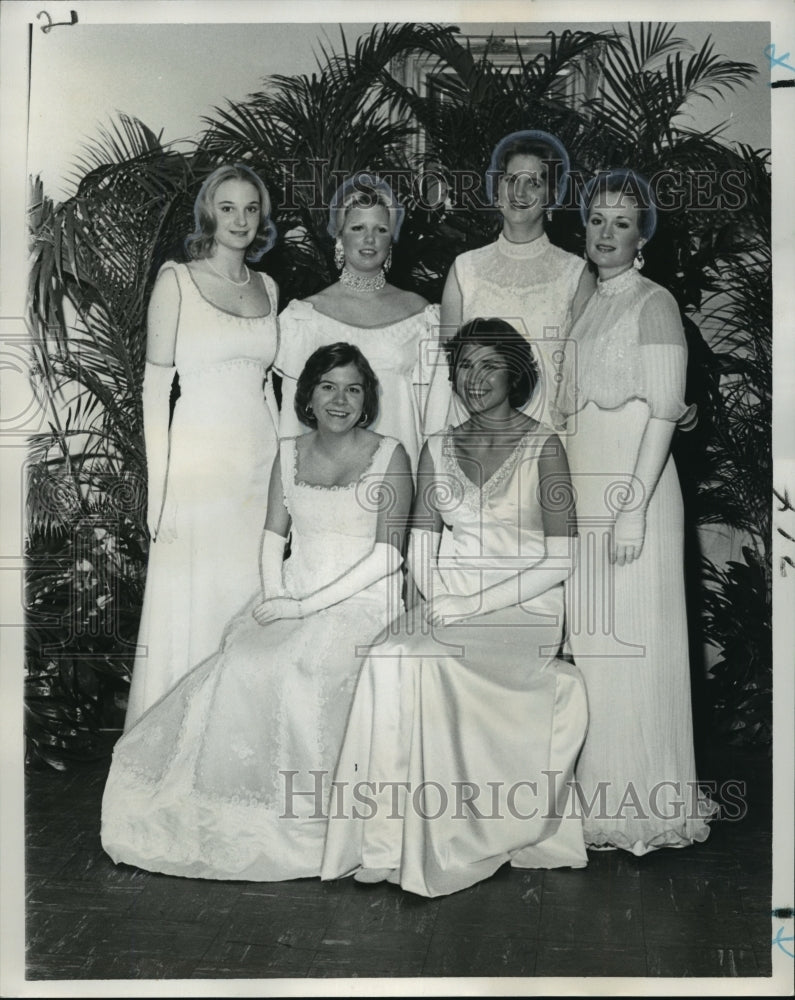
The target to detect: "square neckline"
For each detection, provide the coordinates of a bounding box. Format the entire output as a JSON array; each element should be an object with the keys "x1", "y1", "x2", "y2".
[
  {"x1": 181, "y1": 262, "x2": 274, "y2": 321},
  {"x1": 291, "y1": 434, "x2": 388, "y2": 491}
]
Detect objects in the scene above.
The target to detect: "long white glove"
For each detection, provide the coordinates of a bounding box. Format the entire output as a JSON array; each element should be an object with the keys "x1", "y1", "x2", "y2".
[
  {"x1": 426, "y1": 535, "x2": 577, "y2": 626},
  {"x1": 277, "y1": 376, "x2": 304, "y2": 439},
  {"x1": 611, "y1": 416, "x2": 676, "y2": 566},
  {"x1": 253, "y1": 542, "x2": 402, "y2": 625},
  {"x1": 406, "y1": 527, "x2": 446, "y2": 602},
  {"x1": 259, "y1": 529, "x2": 287, "y2": 599},
  {"x1": 142, "y1": 361, "x2": 175, "y2": 541}
]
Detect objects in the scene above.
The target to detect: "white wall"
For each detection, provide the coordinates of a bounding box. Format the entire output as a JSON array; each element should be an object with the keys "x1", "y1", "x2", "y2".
[{"x1": 27, "y1": 17, "x2": 772, "y2": 201}]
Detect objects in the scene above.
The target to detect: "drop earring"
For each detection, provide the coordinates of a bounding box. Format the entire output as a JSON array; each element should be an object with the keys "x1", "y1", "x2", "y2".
[
  {"x1": 633, "y1": 248, "x2": 645, "y2": 271},
  {"x1": 384, "y1": 247, "x2": 392, "y2": 272},
  {"x1": 334, "y1": 239, "x2": 345, "y2": 271},
  {"x1": 546, "y1": 209, "x2": 553, "y2": 222}
]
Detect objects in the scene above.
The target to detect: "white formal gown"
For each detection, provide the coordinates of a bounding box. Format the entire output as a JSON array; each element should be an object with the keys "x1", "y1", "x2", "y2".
[
  {"x1": 559, "y1": 267, "x2": 715, "y2": 853},
  {"x1": 125, "y1": 262, "x2": 280, "y2": 729},
  {"x1": 321, "y1": 430, "x2": 589, "y2": 897},
  {"x1": 102, "y1": 435, "x2": 403, "y2": 880}
]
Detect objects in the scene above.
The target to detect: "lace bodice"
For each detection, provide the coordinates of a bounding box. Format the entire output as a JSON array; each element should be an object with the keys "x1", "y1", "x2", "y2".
[
  {"x1": 454, "y1": 234, "x2": 586, "y2": 426},
  {"x1": 161, "y1": 262, "x2": 279, "y2": 378},
  {"x1": 456, "y1": 233, "x2": 585, "y2": 343},
  {"x1": 279, "y1": 435, "x2": 400, "y2": 598},
  {"x1": 558, "y1": 268, "x2": 694, "y2": 424}
]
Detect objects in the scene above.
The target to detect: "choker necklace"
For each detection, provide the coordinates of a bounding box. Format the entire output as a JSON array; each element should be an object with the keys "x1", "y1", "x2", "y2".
[
  {"x1": 206, "y1": 257, "x2": 250, "y2": 286},
  {"x1": 340, "y1": 267, "x2": 386, "y2": 292}
]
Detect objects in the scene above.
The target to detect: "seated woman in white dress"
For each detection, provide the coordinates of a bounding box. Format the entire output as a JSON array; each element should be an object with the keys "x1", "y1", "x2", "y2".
[
  {"x1": 275, "y1": 172, "x2": 451, "y2": 471},
  {"x1": 321, "y1": 319, "x2": 589, "y2": 898},
  {"x1": 101, "y1": 343, "x2": 412, "y2": 881}
]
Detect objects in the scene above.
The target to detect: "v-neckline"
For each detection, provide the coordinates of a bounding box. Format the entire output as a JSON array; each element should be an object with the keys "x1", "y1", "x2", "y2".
[{"x1": 447, "y1": 428, "x2": 530, "y2": 492}]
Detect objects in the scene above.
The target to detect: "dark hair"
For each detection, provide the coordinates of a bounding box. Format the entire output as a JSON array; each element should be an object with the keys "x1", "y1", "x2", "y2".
[
  {"x1": 327, "y1": 173, "x2": 405, "y2": 243},
  {"x1": 444, "y1": 318, "x2": 538, "y2": 409},
  {"x1": 580, "y1": 168, "x2": 657, "y2": 241},
  {"x1": 294, "y1": 342, "x2": 380, "y2": 429},
  {"x1": 486, "y1": 130, "x2": 570, "y2": 209},
  {"x1": 185, "y1": 163, "x2": 277, "y2": 262}
]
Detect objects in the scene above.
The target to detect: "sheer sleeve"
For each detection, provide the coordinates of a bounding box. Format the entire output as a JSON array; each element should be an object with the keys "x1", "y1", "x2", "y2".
[
  {"x1": 639, "y1": 290, "x2": 695, "y2": 426},
  {"x1": 638, "y1": 287, "x2": 686, "y2": 348}
]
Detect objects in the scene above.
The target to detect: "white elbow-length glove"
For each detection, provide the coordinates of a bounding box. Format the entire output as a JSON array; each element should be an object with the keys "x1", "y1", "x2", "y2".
[
  {"x1": 406, "y1": 527, "x2": 447, "y2": 602},
  {"x1": 426, "y1": 535, "x2": 578, "y2": 626},
  {"x1": 611, "y1": 416, "x2": 677, "y2": 566},
  {"x1": 252, "y1": 542, "x2": 402, "y2": 625},
  {"x1": 142, "y1": 361, "x2": 176, "y2": 541},
  {"x1": 259, "y1": 529, "x2": 288, "y2": 600}
]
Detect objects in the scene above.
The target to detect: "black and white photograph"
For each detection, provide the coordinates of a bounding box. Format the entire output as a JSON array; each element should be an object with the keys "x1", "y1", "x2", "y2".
[{"x1": 1, "y1": 0, "x2": 793, "y2": 995}]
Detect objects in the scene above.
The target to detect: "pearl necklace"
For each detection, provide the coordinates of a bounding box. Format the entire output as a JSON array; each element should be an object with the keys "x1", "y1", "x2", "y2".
[
  {"x1": 206, "y1": 256, "x2": 251, "y2": 286},
  {"x1": 339, "y1": 267, "x2": 386, "y2": 292}
]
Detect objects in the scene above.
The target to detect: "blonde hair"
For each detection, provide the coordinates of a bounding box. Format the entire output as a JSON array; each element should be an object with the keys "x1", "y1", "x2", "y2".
[
  {"x1": 327, "y1": 173, "x2": 404, "y2": 242},
  {"x1": 185, "y1": 163, "x2": 277, "y2": 262}
]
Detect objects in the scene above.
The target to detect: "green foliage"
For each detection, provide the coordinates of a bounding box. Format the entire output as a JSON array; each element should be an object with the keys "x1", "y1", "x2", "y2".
[
  {"x1": 25, "y1": 22, "x2": 771, "y2": 766},
  {"x1": 701, "y1": 547, "x2": 772, "y2": 745},
  {"x1": 25, "y1": 121, "x2": 198, "y2": 768},
  {"x1": 25, "y1": 519, "x2": 145, "y2": 768}
]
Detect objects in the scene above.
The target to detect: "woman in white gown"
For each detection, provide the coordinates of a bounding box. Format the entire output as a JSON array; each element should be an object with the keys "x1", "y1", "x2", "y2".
[
  {"x1": 558, "y1": 168, "x2": 714, "y2": 853},
  {"x1": 125, "y1": 164, "x2": 280, "y2": 729},
  {"x1": 102, "y1": 343, "x2": 412, "y2": 880},
  {"x1": 438, "y1": 130, "x2": 595, "y2": 427},
  {"x1": 321, "y1": 318, "x2": 588, "y2": 898},
  {"x1": 276, "y1": 173, "x2": 451, "y2": 470}
]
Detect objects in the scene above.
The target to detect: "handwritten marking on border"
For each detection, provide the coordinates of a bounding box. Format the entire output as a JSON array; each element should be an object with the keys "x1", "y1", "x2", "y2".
[{"x1": 36, "y1": 10, "x2": 78, "y2": 33}]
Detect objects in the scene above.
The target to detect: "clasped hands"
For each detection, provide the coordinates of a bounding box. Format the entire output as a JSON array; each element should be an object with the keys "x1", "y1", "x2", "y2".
[
  {"x1": 252, "y1": 595, "x2": 303, "y2": 625},
  {"x1": 251, "y1": 591, "x2": 481, "y2": 628},
  {"x1": 421, "y1": 591, "x2": 481, "y2": 627}
]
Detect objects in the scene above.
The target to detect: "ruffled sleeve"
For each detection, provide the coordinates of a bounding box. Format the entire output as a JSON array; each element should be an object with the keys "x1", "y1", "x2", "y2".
[
  {"x1": 639, "y1": 290, "x2": 696, "y2": 427},
  {"x1": 273, "y1": 300, "x2": 317, "y2": 380},
  {"x1": 274, "y1": 300, "x2": 319, "y2": 438},
  {"x1": 414, "y1": 304, "x2": 453, "y2": 438}
]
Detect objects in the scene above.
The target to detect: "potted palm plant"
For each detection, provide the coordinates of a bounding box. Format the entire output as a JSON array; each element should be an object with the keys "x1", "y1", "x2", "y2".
[{"x1": 25, "y1": 21, "x2": 771, "y2": 766}]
